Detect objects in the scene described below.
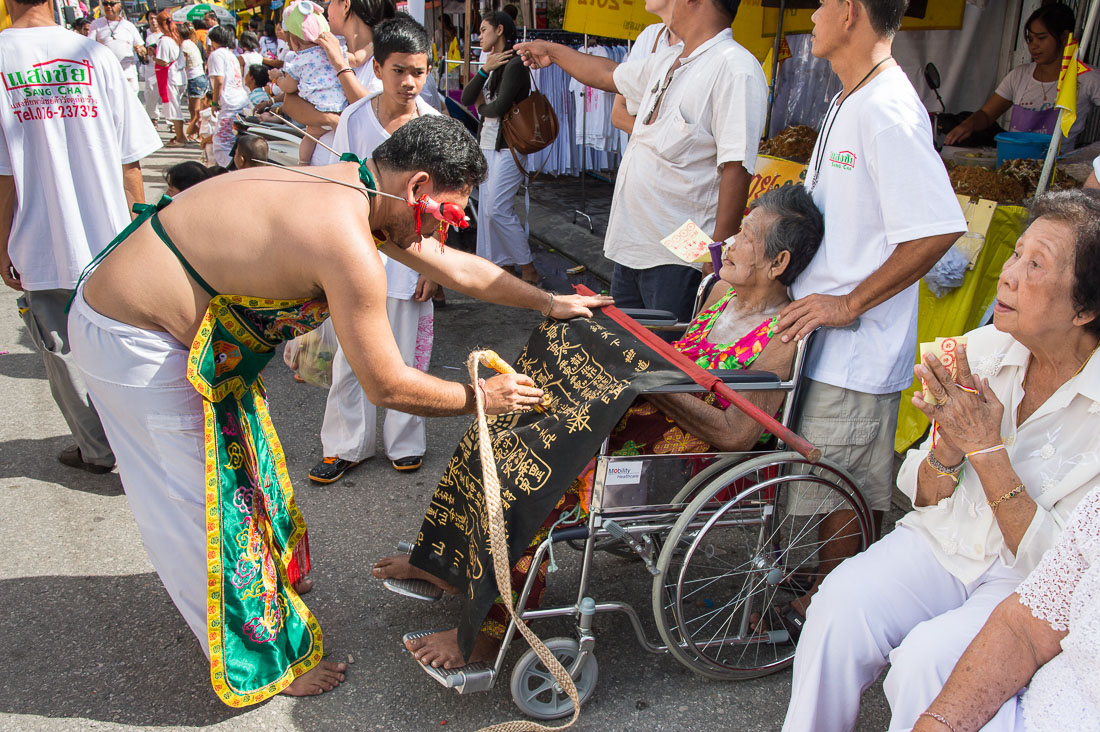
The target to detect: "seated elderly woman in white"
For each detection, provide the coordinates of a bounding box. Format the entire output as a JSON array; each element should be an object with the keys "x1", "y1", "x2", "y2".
[
  {"x1": 911, "y1": 485, "x2": 1100, "y2": 732},
  {"x1": 783, "y1": 189, "x2": 1100, "y2": 732}
]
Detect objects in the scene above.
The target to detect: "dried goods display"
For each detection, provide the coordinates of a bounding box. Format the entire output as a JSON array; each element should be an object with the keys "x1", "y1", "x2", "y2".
[
  {"x1": 947, "y1": 158, "x2": 1080, "y2": 204},
  {"x1": 759, "y1": 125, "x2": 819, "y2": 161}
]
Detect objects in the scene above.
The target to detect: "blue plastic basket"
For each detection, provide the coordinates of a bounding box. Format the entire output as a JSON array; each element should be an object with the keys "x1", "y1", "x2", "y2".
[{"x1": 995, "y1": 131, "x2": 1052, "y2": 168}]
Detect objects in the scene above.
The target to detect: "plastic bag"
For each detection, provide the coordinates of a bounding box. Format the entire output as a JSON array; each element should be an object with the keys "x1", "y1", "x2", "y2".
[
  {"x1": 923, "y1": 245, "x2": 971, "y2": 297},
  {"x1": 283, "y1": 319, "x2": 338, "y2": 388}
]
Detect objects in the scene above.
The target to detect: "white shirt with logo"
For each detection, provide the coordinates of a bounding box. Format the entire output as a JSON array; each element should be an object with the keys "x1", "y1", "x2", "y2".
[
  {"x1": 333, "y1": 92, "x2": 439, "y2": 299},
  {"x1": 207, "y1": 46, "x2": 249, "y2": 110},
  {"x1": 608, "y1": 28, "x2": 767, "y2": 270},
  {"x1": 0, "y1": 27, "x2": 162, "y2": 290},
  {"x1": 793, "y1": 66, "x2": 966, "y2": 395},
  {"x1": 89, "y1": 17, "x2": 143, "y2": 81}
]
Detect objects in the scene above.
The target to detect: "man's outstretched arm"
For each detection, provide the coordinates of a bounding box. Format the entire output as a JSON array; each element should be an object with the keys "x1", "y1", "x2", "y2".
[
  {"x1": 386, "y1": 238, "x2": 613, "y2": 319},
  {"x1": 514, "y1": 40, "x2": 619, "y2": 93}
]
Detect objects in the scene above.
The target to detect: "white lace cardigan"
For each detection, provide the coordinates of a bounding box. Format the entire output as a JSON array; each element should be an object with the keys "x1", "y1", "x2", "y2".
[{"x1": 1017, "y1": 487, "x2": 1100, "y2": 731}]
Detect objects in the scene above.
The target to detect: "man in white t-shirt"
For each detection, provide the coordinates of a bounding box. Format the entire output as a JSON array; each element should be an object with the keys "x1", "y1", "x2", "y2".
[
  {"x1": 0, "y1": 0, "x2": 161, "y2": 474},
  {"x1": 778, "y1": 0, "x2": 965, "y2": 728},
  {"x1": 89, "y1": 0, "x2": 145, "y2": 94},
  {"x1": 610, "y1": 0, "x2": 681, "y2": 135},
  {"x1": 516, "y1": 0, "x2": 767, "y2": 323},
  {"x1": 310, "y1": 16, "x2": 440, "y2": 483}
]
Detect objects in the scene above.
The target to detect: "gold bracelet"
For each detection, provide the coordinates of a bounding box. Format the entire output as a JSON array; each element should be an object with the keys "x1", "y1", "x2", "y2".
[
  {"x1": 541, "y1": 291, "x2": 555, "y2": 318},
  {"x1": 987, "y1": 483, "x2": 1025, "y2": 511},
  {"x1": 919, "y1": 711, "x2": 958, "y2": 732}
]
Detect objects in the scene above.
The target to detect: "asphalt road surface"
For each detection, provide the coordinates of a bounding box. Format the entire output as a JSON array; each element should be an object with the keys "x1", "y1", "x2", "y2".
[{"x1": 0, "y1": 136, "x2": 892, "y2": 732}]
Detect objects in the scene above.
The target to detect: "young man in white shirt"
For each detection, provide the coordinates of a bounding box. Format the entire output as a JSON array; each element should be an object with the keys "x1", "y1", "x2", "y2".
[
  {"x1": 774, "y1": 0, "x2": 965, "y2": 727},
  {"x1": 310, "y1": 16, "x2": 441, "y2": 484},
  {"x1": 89, "y1": 0, "x2": 146, "y2": 95},
  {"x1": 517, "y1": 0, "x2": 766, "y2": 323},
  {"x1": 0, "y1": 0, "x2": 161, "y2": 473}
]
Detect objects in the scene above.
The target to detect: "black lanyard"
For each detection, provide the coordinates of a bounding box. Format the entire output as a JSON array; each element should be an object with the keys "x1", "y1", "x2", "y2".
[{"x1": 809, "y1": 57, "x2": 892, "y2": 192}]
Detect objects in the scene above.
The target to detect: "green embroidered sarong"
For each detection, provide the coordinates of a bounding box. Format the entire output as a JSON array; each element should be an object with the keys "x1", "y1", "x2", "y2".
[
  {"x1": 188, "y1": 293, "x2": 330, "y2": 706},
  {"x1": 72, "y1": 196, "x2": 333, "y2": 706}
]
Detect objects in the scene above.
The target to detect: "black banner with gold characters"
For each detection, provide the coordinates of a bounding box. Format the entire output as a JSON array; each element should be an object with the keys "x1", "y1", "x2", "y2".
[{"x1": 409, "y1": 312, "x2": 685, "y2": 658}]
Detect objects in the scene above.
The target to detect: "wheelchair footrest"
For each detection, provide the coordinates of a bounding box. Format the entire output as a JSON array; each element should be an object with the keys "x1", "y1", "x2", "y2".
[
  {"x1": 384, "y1": 578, "x2": 444, "y2": 602},
  {"x1": 402, "y1": 630, "x2": 496, "y2": 693}
]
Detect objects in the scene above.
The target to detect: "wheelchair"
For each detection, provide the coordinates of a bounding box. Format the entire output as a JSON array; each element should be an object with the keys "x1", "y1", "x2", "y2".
[{"x1": 403, "y1": 295, "x2": 875, "y2": 721}]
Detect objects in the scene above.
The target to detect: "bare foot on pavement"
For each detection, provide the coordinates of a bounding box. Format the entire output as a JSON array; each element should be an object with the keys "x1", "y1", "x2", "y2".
[{"x1": 281, "y1": 660, "x2": 347, "y2": 696}]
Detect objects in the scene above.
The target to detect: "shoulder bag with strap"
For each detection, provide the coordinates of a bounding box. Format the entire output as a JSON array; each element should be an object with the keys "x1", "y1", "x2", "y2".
[{"x1": 500, "y1": 71, "x2": 559, "y2": 180}]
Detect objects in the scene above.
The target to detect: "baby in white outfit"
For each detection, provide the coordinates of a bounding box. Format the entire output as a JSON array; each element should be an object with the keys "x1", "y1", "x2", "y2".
[{"x1": 274, "y1": 0, "x2": 348, "y2": 164}]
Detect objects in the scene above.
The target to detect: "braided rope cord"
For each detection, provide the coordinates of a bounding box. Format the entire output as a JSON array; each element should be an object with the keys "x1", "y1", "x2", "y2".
[{"x1": 469, "y1": 350, "x2": 581, "y2": 732}]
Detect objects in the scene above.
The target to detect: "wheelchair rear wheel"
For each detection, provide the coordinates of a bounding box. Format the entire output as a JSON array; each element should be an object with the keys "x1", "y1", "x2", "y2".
[{"x1": 651, "y1": 452, "x2": 872, "y2": 680}]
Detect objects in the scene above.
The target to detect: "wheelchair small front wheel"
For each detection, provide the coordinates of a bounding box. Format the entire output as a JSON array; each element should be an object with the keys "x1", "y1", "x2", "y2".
[{"x1": 509, "y1": 638, "x2": 598, "y2": 720}]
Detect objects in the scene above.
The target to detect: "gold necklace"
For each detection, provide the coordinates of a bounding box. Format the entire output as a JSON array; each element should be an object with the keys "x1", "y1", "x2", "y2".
[{"x1": 1073, "y1": 341, "x2": 1100, "y2": 378}]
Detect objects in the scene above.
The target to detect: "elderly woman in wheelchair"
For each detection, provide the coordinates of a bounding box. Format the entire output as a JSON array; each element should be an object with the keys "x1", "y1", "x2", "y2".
[{"x1": 373, "y1": 184, "x2": 827, "y2": 672}]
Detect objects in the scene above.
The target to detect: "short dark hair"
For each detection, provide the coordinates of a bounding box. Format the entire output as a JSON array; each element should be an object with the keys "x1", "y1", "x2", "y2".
[
  {"x1": 73, "y1": 16, "x2": 92, "y2": 29},
  {"x1": 710, "y1": 0, "x2": 741, "y2": 22},
  {"x1": 1029, "y1": 190, "x2": 1100, "y2": 336},
  {"x1": 502, "y1": 4, "x2": 519, "y2": 20},
  {"x1": 373, "y1": 115, "x2": 487, "y2": 193},
  {"x1": 208, "y1": 24, "x2": 236, "y2": 48},
  {"x1": 164, "y1": 161, "x2": 210, "y2": 192},
  {"x1": 238, "y1": 30, "x2": 259, "y2": 51},
  {"x1": 855, "y1": 0, "x2": 909, "y2": 37},
  {"x1": 345, "y1": 0, "x2": 397, "y2": 29},
  {"x1": 373, "y1": 15, "x2": 431, "y2": 65},
  {"x1": 748, "y1": 184, "x2": 825, "y2": 286},
  {"x1": 235, "y1": 134, "x2": 269, "y2": 164},
  {"x1": 1026, "y1": 3, "x2": 1075, "y2": 41},
  {"x1": 264, "y1": 19, "x2": 277, "y2": 39},
  {"x1": 247, "y1": 63, "x2": 269, "y2": 87},
  {"x1": 206, "y1": 165, "x2": 229, "y2": 176}
]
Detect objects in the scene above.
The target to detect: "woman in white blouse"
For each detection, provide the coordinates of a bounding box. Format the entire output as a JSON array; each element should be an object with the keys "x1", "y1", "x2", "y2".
[
  {"x1": 913, "y1": 487, "x2": 1100, "y2": 732},
  {"x1": 783, "y1": 189, "x2": 1100, "y2": 731}
]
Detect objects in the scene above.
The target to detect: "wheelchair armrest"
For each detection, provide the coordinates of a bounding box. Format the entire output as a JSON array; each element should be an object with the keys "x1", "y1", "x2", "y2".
[
  {"x1": 643, "y1": 369, "x2": 782, "y2": 394},
  {"x1": 618, "y1": 308, "x2": 689, "y2": 332}
]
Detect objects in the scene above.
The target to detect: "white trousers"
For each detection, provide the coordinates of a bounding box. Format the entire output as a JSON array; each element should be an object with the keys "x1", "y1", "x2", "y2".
[
  {"x1": 144, "y1": 72, "x2": 161, "y2": 121},
  {"x1": 162, "y1": 80, "x2": 184, "y2": 121},
  {"x1": 68, "y1": 290, "x2": 209, "y2": 656},
  {"x1": 320, "y1": 296, "x2": 433, "y2": 462},
  {"x1": 476, "y1": 148, "x2": 531, "y2": 268},
  {"x1": 782, "y1": 526, "x2": 1024, "y2": 732}
]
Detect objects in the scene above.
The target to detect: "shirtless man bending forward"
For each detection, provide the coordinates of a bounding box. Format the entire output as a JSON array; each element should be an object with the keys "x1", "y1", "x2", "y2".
[{"x1": 69, "y1": 115, "x2": 611, "y2": 706}]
